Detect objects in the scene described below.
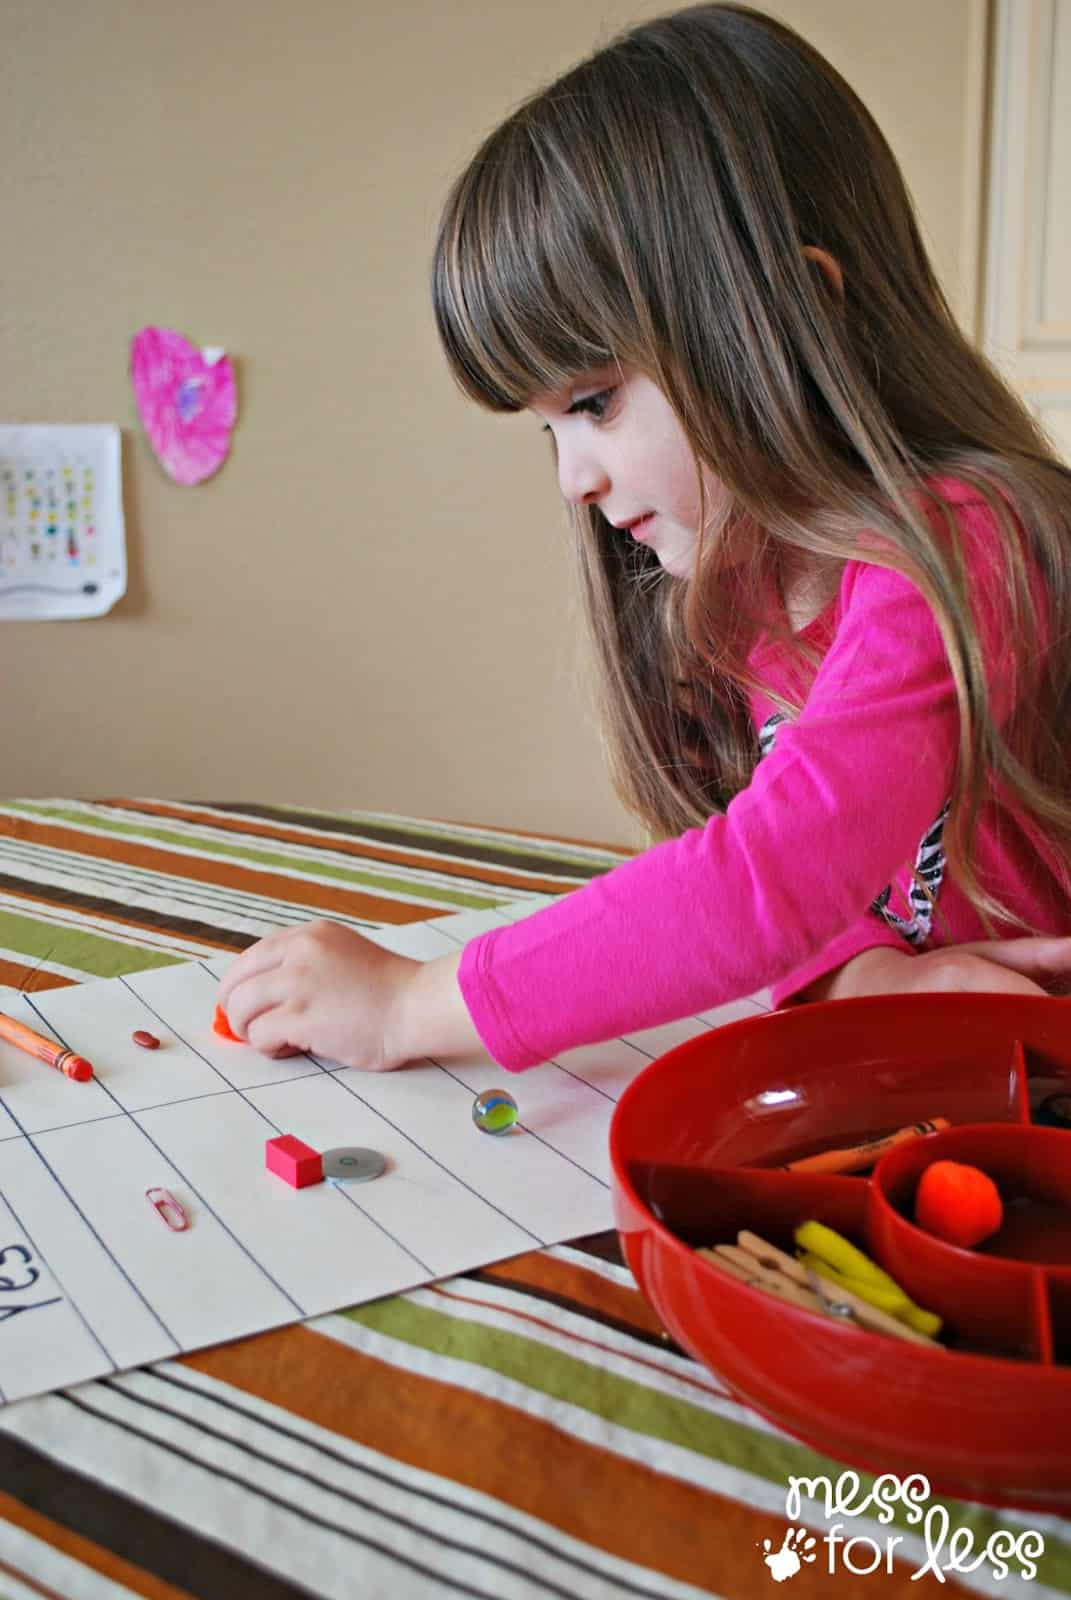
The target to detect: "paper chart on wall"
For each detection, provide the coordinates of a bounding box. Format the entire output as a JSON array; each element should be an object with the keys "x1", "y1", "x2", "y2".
[
  {"x1": 0, "y1": 905, "x2": 770, "y2": 1406},
  {"x1": 0, "y1": 424, "x2": 127, "y2": 619}
]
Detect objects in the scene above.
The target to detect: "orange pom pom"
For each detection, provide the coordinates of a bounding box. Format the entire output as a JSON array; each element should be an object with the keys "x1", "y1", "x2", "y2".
[
  {"x1": 212, "y1": 1003, "x2": 242, "y2": 1042},
  {"x1": 914, "y1": 1160, "x2": 1003, "y2": 1249}
]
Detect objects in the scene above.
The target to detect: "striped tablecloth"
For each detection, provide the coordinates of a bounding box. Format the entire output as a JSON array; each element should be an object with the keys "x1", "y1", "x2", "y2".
[{"x1": 0, "y1": 798, "x2": 1067, "y2": 1600}]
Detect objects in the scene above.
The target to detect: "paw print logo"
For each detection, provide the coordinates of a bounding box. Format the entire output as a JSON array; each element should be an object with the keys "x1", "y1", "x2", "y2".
[{"x1": 762, "y1": 1527, "x2": 818, "y2": 1582}]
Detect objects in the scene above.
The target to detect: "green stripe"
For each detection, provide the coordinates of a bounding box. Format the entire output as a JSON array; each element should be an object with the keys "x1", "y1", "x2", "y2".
[
  {"x1": 0, "y1": 909, "x2": 184, "y2": 980},
  {"x1": 345, "y1": 1295, "x2": 831, "y2": 1469},
  {"x1": 344, "y1": 1296, "x2": 1071, "y2": 1590},
  {"x1": 8, "y1": 803, "x2": 507, "y2": 911}
]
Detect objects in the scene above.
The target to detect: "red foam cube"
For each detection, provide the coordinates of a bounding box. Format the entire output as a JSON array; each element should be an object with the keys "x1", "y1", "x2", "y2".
[{"x1": 265, "y1": 1134, "x2": 323, "y2": 1189}]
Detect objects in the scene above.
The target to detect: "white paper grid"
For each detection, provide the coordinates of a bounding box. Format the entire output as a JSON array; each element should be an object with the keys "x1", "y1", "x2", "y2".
[
  {"x1": 0, "y1": 905, "x2": 769, "y2": 1405},
  {"x1": 0, "y1": 424, "x2": 127, "y2": 619}
]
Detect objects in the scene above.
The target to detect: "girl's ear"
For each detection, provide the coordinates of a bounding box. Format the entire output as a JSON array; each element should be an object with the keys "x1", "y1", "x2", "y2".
[{"x1": 802, "y1": 245, "x2": 845, "y2": 299}]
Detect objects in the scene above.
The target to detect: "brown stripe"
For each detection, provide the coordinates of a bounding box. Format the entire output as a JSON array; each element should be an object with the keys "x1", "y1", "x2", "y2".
[
  {"x1": 182, "y1": 1325, "x2": 973, "y2": 1599},
  {"x1": 428, "y1": 813, "x2": 637, "y2": 855},
  {"x1": 100, "y1": 800, "x2": 595, "y2": 893},
  {"x1": 0, "y1": 1488, "x2": 198, "y2": 1600},
  {"x1": 0, "y1": 1553, "x2": 70, "y2": 1600},
  {"x1": 0, "y1": 871, "x2": 249, "y2": 954},
  {"x1": 476, "y1": 1249, "x2": 671, "y2": 1341},
  {"x1": 569, "y1": 1227, "x2": 627, "y2": 1267},
  {"x1": 469, "y1": 1232, "x2": 688, "y2": 1355},
  {"x1": 0, "y1": 959, "x2": 77, "y2": 992},
  {"x1": 0, "y1": 816, "x2": 442, "y2": 925},
  {"x1": 0, "y1": 1431, "x2": 314, "y2": 1600},
  {"x1": 465, "y1": 1266, "x2": 685, "y2": 1359}
]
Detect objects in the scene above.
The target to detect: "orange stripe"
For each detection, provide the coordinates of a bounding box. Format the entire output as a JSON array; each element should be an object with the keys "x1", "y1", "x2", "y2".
[
  {"x1": 0, "y1": 959, "x2": 77, "y2": 992},
  {"x1": 0, "y1": 816, "x2": 441, "y2": 925},
  {"x1": 182, "y1": 1325, "x2": 974, "y2": 1599},
  {"x1": 99, "y1": 800, "x2": 586, "y2": 895},
  {"x1": 0, "y1": 1490, "x2": 197, "y2": 1600},
  {"x1": 479, "y1": 1250, "x2": 670, "y2": 1338}
]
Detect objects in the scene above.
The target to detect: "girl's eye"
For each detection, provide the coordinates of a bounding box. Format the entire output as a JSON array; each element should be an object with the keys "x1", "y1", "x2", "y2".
[{"x1": 567, "y1": 388, "x2": 615, "y2": 421}]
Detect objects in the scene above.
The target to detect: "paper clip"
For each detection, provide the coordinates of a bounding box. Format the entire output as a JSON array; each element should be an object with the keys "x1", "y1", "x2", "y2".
[{"x1": 145, "y1": 1187, "x2": 189, "y2": 1232}]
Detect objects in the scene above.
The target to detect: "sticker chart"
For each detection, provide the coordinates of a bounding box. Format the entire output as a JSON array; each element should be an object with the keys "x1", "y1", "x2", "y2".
[
  {"x1": 0, "y1": 424, "x2": 127, "y2": 619},
  {"x1": 0, "y1": 906, "x2": 770, "y2": 1406}
]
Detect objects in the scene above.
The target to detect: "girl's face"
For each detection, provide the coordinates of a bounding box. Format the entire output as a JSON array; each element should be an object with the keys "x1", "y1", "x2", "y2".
[{"x1": 528, "y1": 366, "x2": 723, "y2": 578}]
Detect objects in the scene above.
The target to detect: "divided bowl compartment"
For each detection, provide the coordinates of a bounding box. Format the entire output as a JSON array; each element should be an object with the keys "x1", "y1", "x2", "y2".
[{"x1": 608, "y1": 993, "x2": 1071, "y2": 1510}]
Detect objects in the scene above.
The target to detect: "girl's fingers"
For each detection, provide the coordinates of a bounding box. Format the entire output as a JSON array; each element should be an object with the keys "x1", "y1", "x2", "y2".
[
  {"x1": 955, "y1": 936, "x2": 1071, "y2": 984},
  {"x1": 246, "y1": 1013, "x2": 303, "y2": 1057},
  {"x1": 243, "y1": 997, "x2": 319, "y2": 1059},
  {"x1": 221, "y1": 971, "x2": 291, "y2": 1040},
  {"x1": 218, "y1": 940, "x2": 290, "y2": 1008}
]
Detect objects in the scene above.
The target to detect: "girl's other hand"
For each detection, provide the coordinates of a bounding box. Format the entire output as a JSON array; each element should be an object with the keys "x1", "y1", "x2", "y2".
[
  {"x1": 217, "y1": 920, "x2": 419, "y2": 1070},
  {"x1": 800, "y1": 936, "x2": 1071, "y2": 1003}
]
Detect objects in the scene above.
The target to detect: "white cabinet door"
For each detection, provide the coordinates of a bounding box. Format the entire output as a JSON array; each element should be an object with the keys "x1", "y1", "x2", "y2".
[{"x1": 984, "y1": 0, "x2": 1071, "y2": 462}]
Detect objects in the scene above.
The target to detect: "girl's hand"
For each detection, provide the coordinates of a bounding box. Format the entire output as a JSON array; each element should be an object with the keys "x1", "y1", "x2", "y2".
[
  {"x1": 217, "y1": 919, "x2": 484, "y2": 1070},
  {"x1": 800, "y1": 936, "x2": 1071, "y2": 1003},
  {"x1": 217, "y1": 921, "x2": 417, "y2": 1069}
]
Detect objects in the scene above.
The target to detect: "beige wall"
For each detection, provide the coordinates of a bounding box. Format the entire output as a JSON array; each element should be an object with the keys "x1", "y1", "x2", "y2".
[{"x1": 3, "y1": 0, "x2": 984, "y2": 846}]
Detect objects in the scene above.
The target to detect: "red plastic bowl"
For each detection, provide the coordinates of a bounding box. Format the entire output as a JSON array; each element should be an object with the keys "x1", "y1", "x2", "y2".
[{"x1": 608, "y1": 992, "x2": 1071, "y2": 1510}]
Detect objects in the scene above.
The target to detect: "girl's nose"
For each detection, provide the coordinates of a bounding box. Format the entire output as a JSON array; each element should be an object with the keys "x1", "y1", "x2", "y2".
[{"x1": 557, "y1": 441, "x2": 609, "y2": 507}]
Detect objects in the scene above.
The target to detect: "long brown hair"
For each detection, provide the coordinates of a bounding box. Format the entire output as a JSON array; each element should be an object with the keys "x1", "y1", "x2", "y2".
[{"x1": 432, "y1": 2, "x2": 1071, "y2": 927}]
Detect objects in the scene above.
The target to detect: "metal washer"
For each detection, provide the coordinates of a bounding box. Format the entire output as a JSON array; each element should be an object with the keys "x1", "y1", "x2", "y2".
[{"x1": 322, "y1": 1146, "x2": 387, "y2": 1184}]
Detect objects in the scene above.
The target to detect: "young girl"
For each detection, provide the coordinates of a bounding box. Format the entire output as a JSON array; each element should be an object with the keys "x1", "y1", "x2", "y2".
[{"x1": 219, "y1": 2, "x2": 1071, "y2": 1072}]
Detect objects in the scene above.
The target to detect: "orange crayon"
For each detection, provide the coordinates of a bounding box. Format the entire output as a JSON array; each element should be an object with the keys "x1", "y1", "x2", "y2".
[
  {"x1": 0, "y1": 1010, "x2": 94, "y2": 1082},
  {"x1": 783, "y1": 1117, "x2": 949, "y2": 1176}
]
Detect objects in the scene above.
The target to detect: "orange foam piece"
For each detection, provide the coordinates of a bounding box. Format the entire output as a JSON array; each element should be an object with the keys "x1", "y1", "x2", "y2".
[
  {"x1": 914, "y1": 1159, "x2": 1004, "y2": 1249},
  {"x1": 213, "y1": 1003, "x2": 242, "y2": 1042}
]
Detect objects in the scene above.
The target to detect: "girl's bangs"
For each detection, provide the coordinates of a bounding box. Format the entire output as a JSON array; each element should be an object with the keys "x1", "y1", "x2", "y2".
[{"x1": 433, "y1": 122, "x2": 617, "y2": 412}]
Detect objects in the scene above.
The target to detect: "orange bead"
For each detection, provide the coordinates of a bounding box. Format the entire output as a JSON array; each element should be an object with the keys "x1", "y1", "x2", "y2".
[
  {"x1": 914, "y1": 1160, "x2": 1003, "y2": 1249},
  {"x1": 212, "y1": 1003, "x2": 242, "y2": 1042}
]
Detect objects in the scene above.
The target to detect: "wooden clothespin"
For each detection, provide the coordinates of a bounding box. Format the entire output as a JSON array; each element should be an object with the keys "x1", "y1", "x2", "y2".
[{"x1": 698, "y1": 1230, "x2": 939, "y2": 1347}]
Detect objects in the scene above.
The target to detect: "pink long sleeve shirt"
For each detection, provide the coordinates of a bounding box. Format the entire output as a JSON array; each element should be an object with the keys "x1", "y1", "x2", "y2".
[{"x1": 459, "y1": 481, "x2": 1070, "y2": 1070}]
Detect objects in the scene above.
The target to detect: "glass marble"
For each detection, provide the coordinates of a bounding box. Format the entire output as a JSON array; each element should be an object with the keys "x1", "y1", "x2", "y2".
[{"x1": 472, "y1": 1088, "x2": 519, "y2": 1135}]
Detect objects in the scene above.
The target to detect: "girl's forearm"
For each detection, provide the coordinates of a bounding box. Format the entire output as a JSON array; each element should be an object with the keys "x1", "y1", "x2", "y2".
[
  {"x1": 799, "y1": 940, "x2": 1062, "y2": 1002},
  {"x1": 389, "y1": 949, "x2": 487, "y2": 1066},
  {"x1": 797, "y1": 947, "x2": 915, "y2": 1002}
]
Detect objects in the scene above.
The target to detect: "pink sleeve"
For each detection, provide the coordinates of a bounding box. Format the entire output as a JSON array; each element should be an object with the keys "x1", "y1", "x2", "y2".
[
  {"x1": 459, "y1": 515, "x2": 1017, "y2": 1070},
  {"x1": 768, "y1": 917, "x2": 913, "y2": 1007}
]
